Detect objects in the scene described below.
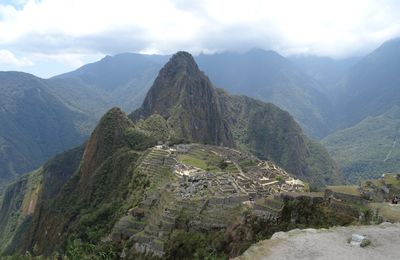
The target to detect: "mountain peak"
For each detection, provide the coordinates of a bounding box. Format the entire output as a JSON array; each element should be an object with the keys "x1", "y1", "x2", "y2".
[
  {"x1": 159, "y1": 51, "x2": 200, "y2": 78},
  {"x1": 130, "y1": 51, "x2": 235, "y2": 146},
  {"x1": 79, "y1": 107, "x2": 133, "y2": 184},
  {"x1": 170, "y1": 51, "x2": 197, "y2": 64},
  {"x1": 131, "y1": 51, "x2": 211, "y2": 120}
]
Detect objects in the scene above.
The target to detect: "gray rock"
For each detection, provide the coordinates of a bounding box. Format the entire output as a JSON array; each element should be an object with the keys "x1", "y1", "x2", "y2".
[
  {"x1": 349, "y1": 233, "x2": 370, "y2": 247},
  {"x1": 381, "y1": 186, "x2": 390, "y2": 194}
]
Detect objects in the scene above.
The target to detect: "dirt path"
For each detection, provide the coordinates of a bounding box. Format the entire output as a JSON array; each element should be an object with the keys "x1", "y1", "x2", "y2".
[
  {"x1": 384, "y1": 138, "x2": 397, "y2": 162},
  {"x1": 237, "y1": 222, "x2": 400, "y2": 260}
]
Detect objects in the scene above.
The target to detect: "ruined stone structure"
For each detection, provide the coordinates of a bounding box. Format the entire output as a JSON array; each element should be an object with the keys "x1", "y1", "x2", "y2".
[{"x1": 112, "y1": 144, "x2": 307, "y2": 257}]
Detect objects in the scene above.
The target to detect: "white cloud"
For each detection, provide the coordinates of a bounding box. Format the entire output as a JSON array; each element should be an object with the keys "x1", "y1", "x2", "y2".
[
  {"x1": 29, "y1": 51, "x2": 103, "y2": 69},
  {"x1": 0, "y1": 0, "x2": 400, "y2": 76},
  {"x1": 0, "y1": 49, "x2": 33, "y2": 67}
]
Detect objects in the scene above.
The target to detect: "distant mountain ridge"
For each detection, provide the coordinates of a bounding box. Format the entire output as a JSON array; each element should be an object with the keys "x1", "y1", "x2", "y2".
[
  {"x1": 322, "y1": 38, "x2": 400, "y2": 182},
  {"x1": 52, "y1": 49, "x2": 334, "y2": 138},
  {"x1": 196, "y1": 49, "x2": 333, "y2": 137},
  {"x1": 50, "y1": 53, "x2": 169, "y2": 117},
  {"x1": 336, "y1": 38, "x2": 400, "y2": 129},
  {"x1": 0, "y1": 72, "x2": 90, "y2": 187},
  {"x1": 323, "y1": 105, "x2": 400, "y2": 182},
  {"x1": 289, "y1": 55, "x2": 360, "y2": 101}
]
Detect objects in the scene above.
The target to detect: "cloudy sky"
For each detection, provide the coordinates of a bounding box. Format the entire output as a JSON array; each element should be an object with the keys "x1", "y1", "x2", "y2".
[{"x1": 1, "y1": 0, "x2": 400, "y2": 78}]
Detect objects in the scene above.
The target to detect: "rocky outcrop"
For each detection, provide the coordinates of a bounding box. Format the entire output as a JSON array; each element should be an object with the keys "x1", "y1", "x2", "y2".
[{"x1": 237, "y1": 222, "x2": 400, "y2": 260}]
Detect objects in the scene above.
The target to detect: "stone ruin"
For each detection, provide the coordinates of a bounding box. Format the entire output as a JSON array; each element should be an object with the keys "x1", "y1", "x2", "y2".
[{"x1": 113, "y1": 144, "x2": 307, "y2": 257}]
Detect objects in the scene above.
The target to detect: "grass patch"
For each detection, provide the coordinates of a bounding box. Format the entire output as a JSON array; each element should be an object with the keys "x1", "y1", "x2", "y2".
[
  {"x1": 327, "y1": 185, "x2": 360, "y2": 196},
  {"x1": 178, "y1": 154, "x2": 212, "y2": 170},
  {"x1": 369, "y1": 202, "x2": 400, "y2": 222},
  {"x1": 383, "y1": 174, "x2": 400, "y2": 187},
  {"x1": 177, "y1": 146, "x2": 233, "y2": 172}
]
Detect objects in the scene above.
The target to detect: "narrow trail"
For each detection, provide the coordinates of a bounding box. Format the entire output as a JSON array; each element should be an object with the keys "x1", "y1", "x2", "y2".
[
  {"x1": 384, "y1": 139, "x2": 396, "y2": 162},
  {"x1": 384, "y1": 126, "x2": 400, "y2": 162}
]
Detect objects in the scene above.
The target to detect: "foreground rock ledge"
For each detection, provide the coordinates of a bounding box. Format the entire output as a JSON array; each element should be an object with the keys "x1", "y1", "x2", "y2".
[{"x1": 236, "y1": 222, "x2": 400, "y2": 260}]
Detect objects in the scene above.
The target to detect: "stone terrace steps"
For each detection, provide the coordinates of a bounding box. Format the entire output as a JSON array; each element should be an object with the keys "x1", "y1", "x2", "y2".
[
  {"x1": 136, "y1": 148, "x2": 177, "y2": 185},
  {"x1": 132, "y1": 194, "x2": 182, "y2": 256},
  {"x1": 255, "y1": 196, "x2": 285, "y2": 213}
]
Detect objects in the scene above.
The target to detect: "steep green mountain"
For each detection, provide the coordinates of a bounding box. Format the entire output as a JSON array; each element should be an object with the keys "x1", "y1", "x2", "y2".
[
  {"x1": 0, "y1": 72, "x2": 91, "y2": 188},
  {"x1": 320, "y1": 38, "x2": 400, "y2": 182},
  {"x1": 0, "y1": 51, "x2": 344, "y2": 259},
  {"x1": 0, "y1": 145, "x2": 84, "y2": 255},
  {"x1": 196, "y1": 50, "x2": 333, "y2": 138},
  {"x1": 337, "y1": 38, "x2": 400, "y2": 129},
  {"x1": 0, "y1": 169, "x2": 43, "y2": 255},
  {"x1": 323, "y1": 105, "x2": 400, "y2": 183},
  {"x1": 20, "y1": 107, "x2": 155, "y2": 256},
  {"x1": 131, "y1": 51, "x2": 234, "y2": 147},
  {"x1": 131, "y1": 51, "x2": 340, "y2": 186},
  {"x1": 49, "y1": 53, "x2": 168, "y2": 117}
]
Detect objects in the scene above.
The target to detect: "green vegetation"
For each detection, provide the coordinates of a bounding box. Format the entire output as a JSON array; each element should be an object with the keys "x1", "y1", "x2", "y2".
[
  {"x1": 166, "y1": 229, "x2": 229, "y2": 260},
  {"x1": 0, "y1": 72, "x2": 91, "y2": 188},
  {"x1": 178, "y1": 154, "x2": 211, "y2": 170},
  {"x1": 25, "y1": 148, "x2": 144, "y2": 256},
  {"x1": 305, "y1": 139, "x2": 342, "y2": 186},
  {"x1": 3, "y1": 108, "x2": 155, "y2": 256},
  {"x1": 327, "y1": 185, "x2": 360, "y2": 196},
  {"x1": 124, "y1": 127, "x2": 157, "y2": 150},
  {"x1": 237, "y1": 159, "x2": 258, "y2": 172},
  {"x1": 228, "y1": 95, "x2": 339, "y2": 187},
  {"x1": 336, "y1": 39, "x2": 400, "y2": 131},
  {"x1": 136, "y1": 114, "x2": 173, "y2": 141},
  {"x1": 360, "y1": 238, "x2": 371, "y2": 248},
  {"x1": 382, "y1": 174, "x2": 400, "y2": 186},
  {"x1": 50, "y1": 52, "x2": 167, "y2": 116},
  {"x1": 280, "y1": 196, "x2": 357, "y2": 230},
  {"x1": 177, "y1": 147, "x2": 234, "y2": 172},
  {"x1": 361, "y1": 174, "x2": 400, "y2": 188},
  {"x1": 323, "y1": 106, "x2": 400, "y2": 183},
  {"x1": 0, "y1": 169, "x2": 43, "y2": 255},
  {"x1": 217, "y1": 159, "x2": 228, "y2": 170},
  {"x1": 196, "y1": 50, "x2": 333, "y2": 138},
  {"x1": 64, "y1": 239, "x2": 118, "y2": 260},
  {"x1": 368, "y1": 202, "x2": 400, "y2": 222}
]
